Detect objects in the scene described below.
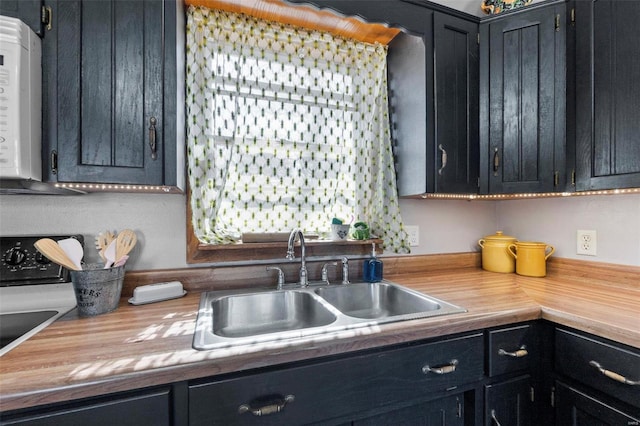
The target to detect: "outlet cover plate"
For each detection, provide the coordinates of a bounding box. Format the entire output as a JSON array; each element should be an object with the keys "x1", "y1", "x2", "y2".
[
  {"x1": 406, "y1": 226, "x2": 419, "y2": 247},
  {"x1": 576, "y1": 230, "x2": 597, "y2": 256}
]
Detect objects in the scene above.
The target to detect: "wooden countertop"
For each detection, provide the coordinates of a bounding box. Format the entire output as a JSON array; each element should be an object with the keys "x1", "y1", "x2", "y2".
[{"x1": 1, "y1": 259, "x2": 638, "y2": 412}]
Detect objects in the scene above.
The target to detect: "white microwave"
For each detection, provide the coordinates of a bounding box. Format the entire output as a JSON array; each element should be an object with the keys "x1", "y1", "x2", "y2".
[{"x1": 0, "y1": 15, "x2": 41, "y2": 181}]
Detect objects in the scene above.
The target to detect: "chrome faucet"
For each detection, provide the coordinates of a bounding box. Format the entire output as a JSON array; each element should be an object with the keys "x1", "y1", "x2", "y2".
[{"x1": 286, "y1": 228, "x2": 308, "y2": 287}]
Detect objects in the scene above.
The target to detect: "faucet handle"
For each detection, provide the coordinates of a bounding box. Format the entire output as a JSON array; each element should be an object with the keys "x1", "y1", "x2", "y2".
[
  {"x1": 341, "y1": 257, "x2": 350, "y2": 285},
  {"x1": 266, "y1": 266, "x2": 286, "y2": 290},
  {"x1": 321, "y1": 262, "x2": 338, "y2": 285}
]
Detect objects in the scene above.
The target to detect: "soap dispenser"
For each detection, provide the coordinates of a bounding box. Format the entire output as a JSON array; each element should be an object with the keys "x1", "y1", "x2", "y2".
[{"x1": 363, "y1": 242, "x2": 383, "y2": 283}]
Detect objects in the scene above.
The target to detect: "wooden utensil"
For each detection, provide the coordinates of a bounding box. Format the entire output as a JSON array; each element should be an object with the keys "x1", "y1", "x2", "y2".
[
  {"x1": 95, "y1": 230, "x2": 115, "y2": 261},
  {"x1": 34, "y1": 238, "x2": 82, "y2": 271},
  {"x1": 57, "y1": 238, "x2": 84, "y2": 270},
  {"x1": 115, "y1": 229, "x2": 137, "y2": 262}
]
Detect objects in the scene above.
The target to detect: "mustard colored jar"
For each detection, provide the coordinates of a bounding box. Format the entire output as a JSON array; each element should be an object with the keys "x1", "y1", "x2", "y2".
[
  {"x1": 507, "y1": 241, "x2": 555, "y2": 277},
  {"x1": 478, "y1": 231, "x2": 518, "y2": 273}
]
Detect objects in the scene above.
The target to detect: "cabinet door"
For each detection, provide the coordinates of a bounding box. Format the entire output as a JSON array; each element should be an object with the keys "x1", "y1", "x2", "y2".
[
  {"x1": 555, "y1": 381, "x2": 640, "y2": 426},
  {"x1": 0, "y1": 388, "x2": 171, "y2": 426},
  {"x1": 574, "y1": 0, "x2": 640, "y2": 190},
  {"x1": 485, "y1": 375, "x2": 534, "y2": 426},
  {"x1": 391, "y1": 10, "x2": 479, "y2": 195},
  {"x1": 44, "y1": 0, "x2": 176, "y2": 186},
  {"x1": 0, "y1": 0, "x2": 43, "y2": 36},
  {"x1": 354, "y1": 394, "x2": 464, "y2": 426},
  {"x1": 481, "y1": 5, "x2": 566, "y2": 194},
  {"x1": 434, "y1": 13, "x2": 479, "y2": 193}
]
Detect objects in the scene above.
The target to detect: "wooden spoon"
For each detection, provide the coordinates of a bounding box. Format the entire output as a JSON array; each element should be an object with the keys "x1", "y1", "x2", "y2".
[
  {"x1": 115, "y1": 229, "x2": 137, "y2": 262},
  {"x1": 34, "y1": 238, "x2": 81, "y2": 271}
]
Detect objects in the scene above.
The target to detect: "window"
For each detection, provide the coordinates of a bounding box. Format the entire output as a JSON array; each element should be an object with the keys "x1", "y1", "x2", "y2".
[{"x1": 186, "y1": 6, "x2": 408, "y2": 261}]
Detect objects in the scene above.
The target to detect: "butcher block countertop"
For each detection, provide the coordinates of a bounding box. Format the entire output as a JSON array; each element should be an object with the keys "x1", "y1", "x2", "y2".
[{"x1": 1, "y1": 254, "x2": 638, "y2": 412}]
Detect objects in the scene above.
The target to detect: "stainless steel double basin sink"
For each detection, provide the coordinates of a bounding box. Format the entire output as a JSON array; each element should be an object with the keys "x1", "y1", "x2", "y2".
[{"x1": 193, "y1": 280, "x2": 466, "y2": 350}]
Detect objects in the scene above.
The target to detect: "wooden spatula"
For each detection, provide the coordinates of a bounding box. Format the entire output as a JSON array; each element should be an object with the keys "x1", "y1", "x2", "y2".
[{"x1": 34, "y1": 238, "x2": 81, "y2": 271}]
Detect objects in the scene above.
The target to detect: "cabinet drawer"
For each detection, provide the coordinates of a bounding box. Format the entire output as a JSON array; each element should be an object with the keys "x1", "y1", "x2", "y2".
[
  {"x1": 555, "y1": 328, "x2": 640, "y2": 409},
  {"x1": 0, "y1": 388, "x2": 171, "y2": 426},
  {"x1": 487, "y1": 324, "x2": 534, "y2": 377},
  {"x1": 188, "y1": 333, "x2": 483, "y2": 425}
]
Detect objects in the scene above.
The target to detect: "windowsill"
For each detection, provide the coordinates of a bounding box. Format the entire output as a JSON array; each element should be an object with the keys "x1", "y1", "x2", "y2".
[{"x1": 186, "y1": 200, "x2": 383, "y2": 264}]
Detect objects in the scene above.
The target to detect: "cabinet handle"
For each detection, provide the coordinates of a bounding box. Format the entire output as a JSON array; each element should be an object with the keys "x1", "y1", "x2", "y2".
[
  {"x1": 422, "y1": 359, "x2": 458, "y2": 375},
  {"x1": 438, "y1": 144, "x2": 447, "y2": 175},
  {"x1": 589, "y1": 361, "x2": 640, "y2": 386},
  {"x1": 493, "y1": 148, "x2": 500, "y2": 175},
  {"x1": 490, "y1": 409, "x2": 503, "y2": 426},
  {"x1": 498, "y1": 345, "x2": 528, "y2": 358},
  {"x1": 238, "y1": 394, "x2": 295, "y2": 416},
  {"x1": 148, "y1": 117, "x2": 158, "y2": 160}
]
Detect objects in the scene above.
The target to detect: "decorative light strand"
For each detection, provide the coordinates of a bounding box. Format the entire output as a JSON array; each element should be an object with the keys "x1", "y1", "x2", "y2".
[
  {"x1": 416, "y1": 188, "x2": 640, "y2": 200},
  {"x1": 54, "y1": 183, "x2": 178, "y2": 193}
]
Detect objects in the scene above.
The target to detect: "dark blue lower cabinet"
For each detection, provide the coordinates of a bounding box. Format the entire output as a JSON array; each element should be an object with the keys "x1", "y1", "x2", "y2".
[
  {"x1": 554, "y1": 381, "x2": 640, "y2": 426},
  {"x1": 0, "y1": 388, "x2": 171, "y2": 426}
]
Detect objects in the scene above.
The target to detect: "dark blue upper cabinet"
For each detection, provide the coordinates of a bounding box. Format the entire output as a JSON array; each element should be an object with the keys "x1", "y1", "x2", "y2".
[
  {"x1": 0, "y1": 0, "x2": 44, "y2": 36},
  {"x1": 574, "y1": 0, "x2": 640, "y2": 191},
  {"x1": 42, "y1": 0, "x2": 180, "y2": 189},
  {"x1": 479, "y1": 3, "x2": 567, "y2": 194}
]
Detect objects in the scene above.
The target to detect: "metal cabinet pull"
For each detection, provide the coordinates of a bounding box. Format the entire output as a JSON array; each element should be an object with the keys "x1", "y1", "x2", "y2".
[
  {"x1": 438, "y1": 144, "x2": 448, "y2": 175},
  {"x1": 490, "y1": 409, "x2": 503, "y2": 426},
  {"x1": 422, "y1": 359, "x2": 458, "y2": 375},
  {"x1": 498, "y1": 345, "x2": 528, "y2": 358},
  {"x1": 493, "y1": 148, "x2": 500, "y2": 175},
  {"x1": 589, "y1": 361, "x2": 640, "y2": 385},
  {"x1": 148, "y1": 117, "x2": 158, "y2": 160},
  {"x1": 238, "y1": 394, "x2": 295, "y2": 416}
]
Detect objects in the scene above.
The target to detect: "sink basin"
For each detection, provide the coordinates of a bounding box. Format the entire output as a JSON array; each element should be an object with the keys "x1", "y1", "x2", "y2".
[
  {"x1": 315, "y1": 282, "x2": 442, "y2": 319},
  {"x1": 193, "y1": 280, "x2": 466, "y2": 351},
  {"x1": 211, "y1": 290, "x2": 337, "y2": 338}
]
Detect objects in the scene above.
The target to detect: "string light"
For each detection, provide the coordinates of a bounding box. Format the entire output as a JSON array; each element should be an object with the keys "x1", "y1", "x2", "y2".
[
  {"x1": 54, "y1": 183, "x2": 178, "y2": 193},
  {"x1": 415, "y1": 188, "x2": 640, "y2": 200}
]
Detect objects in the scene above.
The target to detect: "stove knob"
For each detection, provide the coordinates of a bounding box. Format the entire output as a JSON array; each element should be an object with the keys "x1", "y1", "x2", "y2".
[
  {"x1": 5, "y1": 247, "x2": 27, "y2": 265},
  {"x1": 35, "y1": 251, "x2": 52, "y2": 265}
]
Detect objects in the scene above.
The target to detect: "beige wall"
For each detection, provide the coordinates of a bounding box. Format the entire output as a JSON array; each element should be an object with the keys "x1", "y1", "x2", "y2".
[{"x1": 1, "y1": 192, "x2": 638, "y2": 269}]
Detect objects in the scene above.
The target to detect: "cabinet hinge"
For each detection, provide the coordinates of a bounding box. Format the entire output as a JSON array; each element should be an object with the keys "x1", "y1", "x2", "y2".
[
  {"x1": 555, "y1": 14, "x2": 561, "y2": 31},
  {"x1": 550, "y1": 386, "x2": 555, "y2": 408},
  {"x1": 50, "y1": 150, "x2": 58, "y2": 175},
  {"x1": 530, "y1": 386, "x2": 535, "y2": 403},
  {"x1": 41, "y1": 5, "x2": 52, "y2": 31}
]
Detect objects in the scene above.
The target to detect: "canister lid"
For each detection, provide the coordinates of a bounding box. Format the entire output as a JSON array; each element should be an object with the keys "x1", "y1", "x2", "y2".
[{"x1": 482, "y1": 231, "x2": 517, "y2": 241}]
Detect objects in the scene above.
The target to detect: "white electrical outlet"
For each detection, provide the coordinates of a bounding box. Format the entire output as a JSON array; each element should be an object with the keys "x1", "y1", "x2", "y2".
[
  {"x1": 576, "y1": 230, "x2": 597, "y2": 256},
  {"x1": 406, "y1": 225, "x2": 419, "y2": 247}
]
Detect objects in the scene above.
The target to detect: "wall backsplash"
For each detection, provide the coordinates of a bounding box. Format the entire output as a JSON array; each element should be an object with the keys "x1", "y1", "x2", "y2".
[{"x1": 1, "y1": 192, "x2": 638, "y2": 269}]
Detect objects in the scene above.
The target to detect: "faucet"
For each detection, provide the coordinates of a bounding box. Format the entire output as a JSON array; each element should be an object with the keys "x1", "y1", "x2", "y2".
[
  {"x1": 341, "y1": 256, "x2": 350, "y2": 285},
  {"x1": 286, "y1": 228, "x2": 308, "y2": 287}
]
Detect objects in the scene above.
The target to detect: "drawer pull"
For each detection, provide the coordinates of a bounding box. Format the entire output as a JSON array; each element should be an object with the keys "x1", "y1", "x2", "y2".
[
  {"x1": 422, "y1": 359, "x2": 458, "y2": 375},
  {"x1": 589, "y1": 361, "x2": 640, "y2": 386},
  {"x1": 238, "y1": 394, "x2": 295, "y2": 416},
  {"x1": 490, "y1": 409, "x2": 503, "y2": 426},
  {"x1": 498, "y1": 345, "x2": 528, "y2": 358}
]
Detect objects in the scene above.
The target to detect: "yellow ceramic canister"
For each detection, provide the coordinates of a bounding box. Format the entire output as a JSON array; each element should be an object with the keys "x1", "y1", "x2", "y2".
[
  {"x1": 507, "y1": 241, "x2": 555, "y2": 277},
  {"x1": 478, "y1": 231, "x2": 518, "y2": 273}
]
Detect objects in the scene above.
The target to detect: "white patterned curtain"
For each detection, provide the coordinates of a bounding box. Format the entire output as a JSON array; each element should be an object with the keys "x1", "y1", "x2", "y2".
[{"x1": 186, "y1": 6, "x2": 409, "y2": 253}]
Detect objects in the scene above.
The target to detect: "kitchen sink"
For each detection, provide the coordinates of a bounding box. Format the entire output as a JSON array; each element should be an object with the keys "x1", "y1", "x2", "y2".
[
  {"x1": 314, "y1": 282, "x2": 443, "y2": 319},
  {"x1": 193, "y1": 280, "x2": 465, "y2": 351},
  {"x1": 211, "y1": 290, "x2": 337, "y2": 338}
]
